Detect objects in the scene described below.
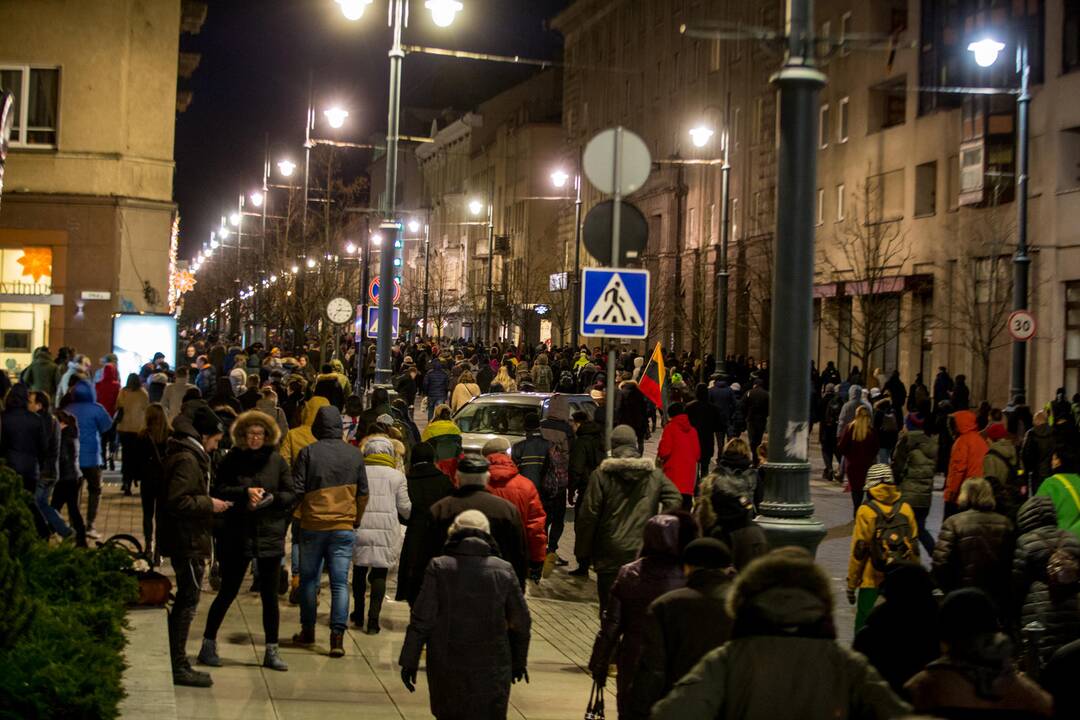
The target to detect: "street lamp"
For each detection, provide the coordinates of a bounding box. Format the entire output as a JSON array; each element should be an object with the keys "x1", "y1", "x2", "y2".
[
  {"x1": 324, "y1": 106, "x2": 349, "y2": 129},
  {"x1": 218, "y1": 226, "x2": 230, "y2": 240},
  {"x1": 291, "y1": 264, "x2": 300, "y2": 274},
  {"x1": 468, "y1": 198, "x2": 484, "y2": 216},
  {"x1": 551, "y1": 166, "x2": 583, "y2": 348},
  {"x1": 407, "y1": 219, "x2": 421, "y2": 233},
  {"x1": 210, "y1": 236, "x2": 220, "y2": 250},
  {"x1": 345, "y1": 241, "x2": 357, "y2": 254},
  {"x1": 337, "y1": 0, "x2": 373, "y2": 20},
  {"x1": 969, "y1": 34, "x2": 1031, "y2": 402},
  {"x1": 425, "y1": 0, "x2": 462, "y2": 27},
  {"x1": 689, "y1": 124, "x2": 715, "y2": 148},
  {"x1": 371, "y1": 233, "x2": 383, "y2": 246},
  {"x1": 250, "y1": 190, "x2": 264, "y2": 208},
  {"x1": 277, "y1": 159, "x2": 296, "y2": 177},
  {"x1": 306, "y1": 257, "x2": 317, "y2": 269},
  {"x1": 550, "y1": 169, "x2": 570, "y2": 188},
  {"x1": 229, "y1": 212, "x2": 241, "y2": 227}
]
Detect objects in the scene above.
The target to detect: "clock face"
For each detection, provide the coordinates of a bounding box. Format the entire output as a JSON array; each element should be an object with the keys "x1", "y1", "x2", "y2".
[{"x1": 326, "y1": 297, "x2": 353, "y2": 324}]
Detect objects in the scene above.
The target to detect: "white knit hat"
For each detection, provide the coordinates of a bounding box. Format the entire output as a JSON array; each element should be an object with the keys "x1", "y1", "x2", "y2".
[
  {"x1": 864, "y1": 463, "x2": 895, "y2": 489},
  {"x1": 449, "y1": 509, "x2": 490, "y2": 537}
]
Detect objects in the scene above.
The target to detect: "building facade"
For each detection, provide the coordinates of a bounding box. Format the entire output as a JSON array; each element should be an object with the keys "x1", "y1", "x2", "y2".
[{"x1": 0, "y1": 0, "x2": 200, "y2": 371}]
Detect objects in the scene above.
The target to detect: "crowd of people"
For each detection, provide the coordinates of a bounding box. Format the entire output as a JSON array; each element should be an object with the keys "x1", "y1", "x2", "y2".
[{"x1": 7, "y1": 335, "x2": 1080, "y2": 717}]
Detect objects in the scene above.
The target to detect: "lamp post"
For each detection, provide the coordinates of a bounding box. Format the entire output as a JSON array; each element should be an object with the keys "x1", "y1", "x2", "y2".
[
  {"x1": 551, "y1": 168, "x2": 583, "y2": 348},
  {"x1": 422, "y1": 222, "x2": 431, "y2": 338},
  {"x1": 968, "y1": 35, "x2": 1030, "y2": 403},
  {"x1": 470, "y1": 196, "x2": 495, "y2": 343},
  {"x1": 717, "y1": 131, "x2": 731, "y2": 368}
]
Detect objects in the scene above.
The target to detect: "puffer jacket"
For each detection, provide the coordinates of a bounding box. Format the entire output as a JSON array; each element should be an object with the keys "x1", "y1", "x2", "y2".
[
  {"x1": 279, "y1": 396, "x2": 329, "y2": 466},
  {"x1": 892, "y1": 429, "x2": 938, "y2": 509},
  {"x1": 421, "y1": 360, "x2": 450, "y2": 401},
  {"x1": 574, "y1": 448, "x2": 683, "y2": 573},
  {"x1": 157, "y1": 416, "x2": 215, "y2": 559},
  {"x1": 1036, "y1": 474, "x2": 1080, "y2": 541},
  {"x1": 510, "y1": 431, "x2": 551, "y2": 490},
  {"x1": 65, "y1": 380, "x2": 113, "y2": 468},
  {"x1": 486, "y1": 452, "x2": 547, "y2": 564},
  {"x1": 589, "y1": 515, "x2": 686, "y2": 719},
  {"x1": 847, "y1": 482, "x2": 919, "y2": 590},
  {"x1": 1013, "y1": 496, "x2": 1080, "y2": 663},
  {"x1": 293, "y1": 406, "x2": 369, "y2": 531},
  {"x1": 658, "y1": 414, "x2": 701, "y2": 495},
  {"x1": 353, "y1": 445, "x2": 411, "y2": 568},
  {"x1": 211, "y1": 410, "x2": 295, "y2": 558},
  {"x1": 931, "y1": 508, "x2": 1014, "y2": 598},
  {"x1": 0, "y1": 384, "x2": 47, "y2": 488},
  {"x1": 983, "y1": 438, "x2": 1022, "y2": 521},
  {"x1": 945, "y1": 410, "x2": 989, "y2": 503}
]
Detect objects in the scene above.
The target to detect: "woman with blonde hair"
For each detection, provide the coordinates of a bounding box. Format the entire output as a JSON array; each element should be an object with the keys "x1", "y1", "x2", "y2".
[
  {"x1": 451, "y1": 370, "x2": 481, "y2": 412},
  {"x1": 493, "y1": 363, "x2": 517, "y2": 393},
  {"x1": 837, "y1": 405, "x2": 881, "y2": 514},
  {"x1": 931, "y1": 477, "x2": 1013, "y2": 599}
]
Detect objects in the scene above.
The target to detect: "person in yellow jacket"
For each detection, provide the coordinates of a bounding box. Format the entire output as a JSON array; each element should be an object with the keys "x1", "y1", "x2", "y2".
[
  {"x1": 846, "y1": 463, "x2": 919, "y2": 633},
  {"x1": 280, "y1": 395, "x2": 330, "y2": 601}
]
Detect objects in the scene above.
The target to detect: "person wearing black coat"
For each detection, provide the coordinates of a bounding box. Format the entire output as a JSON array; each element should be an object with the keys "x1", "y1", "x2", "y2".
[
  {"x1": 686, "y1": 383, "x2": 720, "y2": 478},
  {"x1": 742, "y1": 380, "x2": 769, "y2": 464},
  {"x1": 1, "y1": 383, "x2": 48, "y2": 493},
  {"x1": 158, "y1": 405, "x2": 232, "y2": 687},
  {"x1": 932, "y1": 478, "x2": 1014, "y2": 602},
  {"x1": 397, "y1": 442, "x2": 455, "y2": 604},
  {"x1": 614, "y1": 377, "x2": 649, "y2": 453},
  {"x1": 197, "y1": 410, "x2": 295, "y2": 673},
  {"x1": 707, "y1": 379, "x2": 735, "y2": 440},
  {"x1": 399, "y1": 514, "x2": 531, "y2": 720},
  {"x1": 629, "y1": 538, "x2": 734, "y2": 719},
  {"x1": 884, "y1": 370, "x2": 907, "y2": 413}
]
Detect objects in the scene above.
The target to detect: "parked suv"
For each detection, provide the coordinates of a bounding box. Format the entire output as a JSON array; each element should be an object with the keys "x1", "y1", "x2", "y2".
[{"x1": 452, "y1": 392, "x2": 597, "y2": 455}]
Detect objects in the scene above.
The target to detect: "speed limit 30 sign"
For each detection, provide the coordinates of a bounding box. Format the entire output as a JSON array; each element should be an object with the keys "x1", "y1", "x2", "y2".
[{"x1": 1008, "y1": 310, "x2": 1037, "y2": 342}]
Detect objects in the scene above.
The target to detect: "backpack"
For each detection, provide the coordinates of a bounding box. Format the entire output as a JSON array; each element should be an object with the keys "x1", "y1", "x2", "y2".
[
  {"x1": 541, "y1": 443, "x2": 569, "y2": 499},
  {"x1": 1047, "y1": 542, "x2": 1080, "y2": 591},
  {"x1": 866, "y1": 499, "x2": 916, "y2": 571},
  {"x1": 987, "y1": 447, "x2": 1020, "y2": 488},
  {"x1": 880, "y1": 409, "x2": 898, "y2": 434},
  {"x1": 824, "y1": 393, "x2": 844, "y2": 426}
]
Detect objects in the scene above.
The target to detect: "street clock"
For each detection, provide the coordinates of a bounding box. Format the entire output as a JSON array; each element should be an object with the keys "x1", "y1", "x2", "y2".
[{"x1": 326, "y1": 297, "x2": 354, "y2": 325}]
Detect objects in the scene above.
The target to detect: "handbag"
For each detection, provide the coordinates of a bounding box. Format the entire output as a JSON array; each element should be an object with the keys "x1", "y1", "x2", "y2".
[
  {"x1": 103, "y1": 533, "x2": 173, "y2": 606},
  {"x1": 584, "y1": 680, "x2": 605, "y2": 719}
]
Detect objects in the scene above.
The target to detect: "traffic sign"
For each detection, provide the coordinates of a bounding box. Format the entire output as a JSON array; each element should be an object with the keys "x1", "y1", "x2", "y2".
[
  {"x1": 1008, "y1": 310, "x2": 1037, "y2": 342},
  {"x1": 366, "y1": 306, "x2": 400, "y2": 339},
  {"x1": 583, "y1": 127, "x2": 651, "y2": 195},
  {"x1": 580, "y1": 267, "x2": 649, "y2": 339},
  {"x1": 583, "y1": 200, "x2": 648, "y2": 265},
  {"x1": 368, "y1": 277, "x2": 401, "y2": 304}
]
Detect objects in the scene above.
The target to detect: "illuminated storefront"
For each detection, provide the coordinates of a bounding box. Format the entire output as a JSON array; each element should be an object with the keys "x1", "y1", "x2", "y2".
[{"x1": 0, "y1": 246, "x2": 59, "y2": 375}]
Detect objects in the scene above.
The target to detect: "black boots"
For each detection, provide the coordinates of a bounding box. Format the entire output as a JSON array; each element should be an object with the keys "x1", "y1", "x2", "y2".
[
  {"x1": 291, "y1": 625, "x2": 315, "y2": 646},
  {"x1": 329, "y1": 631, "x2": 345, "y2": 658}
]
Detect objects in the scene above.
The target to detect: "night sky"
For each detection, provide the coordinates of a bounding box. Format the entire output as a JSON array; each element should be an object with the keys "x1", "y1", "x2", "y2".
[{"x1": 174, "y1": 0, "x2": 572, "y2": 261}]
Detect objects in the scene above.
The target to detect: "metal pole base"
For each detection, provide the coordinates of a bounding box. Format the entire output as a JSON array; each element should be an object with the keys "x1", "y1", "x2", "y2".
[{"x1": 756, "y1": 461, "x2": 827, "y2": 555}]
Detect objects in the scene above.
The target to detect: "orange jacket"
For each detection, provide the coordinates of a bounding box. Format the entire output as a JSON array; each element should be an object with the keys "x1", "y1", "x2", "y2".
[
  {"x1": 485, "y1": 452, "x2": 548, "y2": 564},
  {"x1": 945, "y1": 410, "x2": 988, "y2": 503}
]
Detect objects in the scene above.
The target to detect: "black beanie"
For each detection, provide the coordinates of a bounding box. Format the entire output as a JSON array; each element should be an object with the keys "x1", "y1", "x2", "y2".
[
  {"x1": 683, "y1": 538, "x2": 732, "y2": 569},
  {"x1": 191, "y1": 405, "x2": 223, "y2": 437}
]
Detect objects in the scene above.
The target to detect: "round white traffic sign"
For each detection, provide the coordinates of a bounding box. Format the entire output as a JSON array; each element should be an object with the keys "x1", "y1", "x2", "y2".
[
  {"x1": 583, "y1": 127, "x2": 651, "y2": 195},
  {"x1": 1008, "y1": 310, "x2": 1037, "y2": 341}
]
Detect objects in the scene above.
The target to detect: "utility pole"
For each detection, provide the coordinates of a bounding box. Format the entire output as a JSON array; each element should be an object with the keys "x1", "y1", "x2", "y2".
[
  {"x1": 571, "y1": 170, "x2": 583, "y2": 349},
  {"x1": 422, "y1": 221, "x2": 431, "y2": 338},
  {"x1": 1011, "y1": 37, "x2": 1031, "y2": 403},
  {"x1": 755, "y1": 0, "x2": 827, "y2": 553},
  {"x1": 715, "y1": 135, "x2": 730, "y2": 368}
]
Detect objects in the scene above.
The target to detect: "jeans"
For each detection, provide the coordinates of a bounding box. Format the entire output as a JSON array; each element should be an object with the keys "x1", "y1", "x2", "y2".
[
  {"x1": 543, "y1": 489, "x2": 567, "y2": 554},
  {"x1": 299, "y1": 529, "x2": 355, "y2": 633},
  {"x1": 203, "y1": 553, "x2": 282, "y2": 645},
  {"x1": 913, "y1": 506, "x2": 935, "y2": 555},
  {"x1": 35, "y1": 479, "x2": 71, "y2": 537},
  {"x1": 82, "y1": 466, "x2": 103, "y2": 529},
  {"x1": 352, "y1": 566, "x2": 389, "y2": 625},
  {"x1": 51, "y1": 476, "x2": 86, "y2": 546},
  {"x1": 290, "y1": 518, "x2": 301, "y2": 575},
  {"x1": 169, "y1": 557, "x2": 206, "y2": 671},
  {"x1": 426, "y1": 395, "x2": 446, "y2": 421}
]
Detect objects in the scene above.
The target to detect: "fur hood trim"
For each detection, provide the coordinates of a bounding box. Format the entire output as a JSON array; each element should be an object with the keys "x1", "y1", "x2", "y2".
[
  {"x1": 231, "y1": 410, "x2": 281, "y2": 449},
  {"x1": 599, "y1": 456, "x2": 656, "y2": 477}
]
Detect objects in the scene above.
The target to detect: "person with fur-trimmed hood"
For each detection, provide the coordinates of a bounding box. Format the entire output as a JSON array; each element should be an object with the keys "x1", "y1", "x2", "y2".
[
  {"x1": 197, "y1": 410, "x2": 295, "y2": 673},
  {"x1": 652, "y1": 547, "x2": 910, "y2": 719}
]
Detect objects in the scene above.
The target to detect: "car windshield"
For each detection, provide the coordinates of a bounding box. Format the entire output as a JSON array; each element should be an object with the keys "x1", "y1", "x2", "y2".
[{"x1": 454, "y1": 402, "x2": 541, "y2": 436}]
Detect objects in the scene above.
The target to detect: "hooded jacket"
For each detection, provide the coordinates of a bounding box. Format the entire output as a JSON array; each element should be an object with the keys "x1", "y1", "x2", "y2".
[
  {"x1": 280, "y1": 395, "x2": 330, "y2": 466},
  {"x1": 568, "y1": 419, "x2": 605, "y2": 493},
  {"x1": 421, "y1": 360, "x2": 450, "y2": 400},
  {"x1": 983, "y1": 438, "x2": 1022, "y2": 521},
  {"x1": 847, "y1": 482, "x2": 919, "y2": 590},
  {"x1": 837, "y1": 385, "x2": 871, "y2": 434},
  {"x1": 1022, "y1": 423, "x2": 1056, "y2": 491},
  {"x1": 353, "y1": 439, "x2": 412, "y2": 568},
  {"x1": 1036, "y1": 474, "x2": 1080, "y2": 541},
  {"x1": 157, "y1": 415, "x2": 215, "y2": 558},
  {"x1": 94, "y1": 364, "x2": 121, "y2": 415},
  {"x1": 658, "y1": 414, "x2": 701, "y2": 495},
  {"x1": 0, "y1": 384, "x2": 47, "y2": 487},
  {"x1": 66, "y1": 380, "x2": 114, "y2": 467},
  {"x1": 293, "y1": 406, "x2": 369, "y2": 531},
  {"x1": 574, "y1": 448, "x2": 683, "y2": 572},
  {"x1": 486, "y1": 452, "x2": 547, "y2": 564},
  {"x1": 26, "y1": 348, "x2": 57, "y2": 397},
  {"x1": 1012, "y1": 496, "x2": 1080, "y2": 664},
  {"x1": 946, "y1": 410, "x2": 989, "y2": 503},
  {"x1": 396, "y1": 460, "x2": 455, "y2": 602},
  {"x1": 892, "y1": 429, "x2": 938, "y2": 509},
  {"x1": 540, "y1": 394, "x2": 574, "y2": 476},
  {"x1": 399, "y1": 532, "x2": 531, "y2": 720},
  {"x1": 212, "y1": 410, "x2": 296, "y2": 558},
  {"x1": 589, "y1": 515, "x2": 687, "y2": 718}
]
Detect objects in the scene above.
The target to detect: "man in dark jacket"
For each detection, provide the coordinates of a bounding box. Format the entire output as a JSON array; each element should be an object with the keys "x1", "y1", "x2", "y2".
[
  {"x1": 932, "y1": 366, "x2": 953, "y2": 412},
  {"x1": 158, "y1": 405, "x2": 231, "y2": 687},
  {"x1": 569, "y1": 411, "x2": 605, "y2": 576},
  {"x1": 397, "y1": 442, "x2": 455, "y2": 604},
  {"x1": 540, "y1": 395, "x2": 574, "y2": 573},
  {"x1": 422, "y1": 358, "x2": 450, "y2": 421},
  {"x1": 686, "y1": 383, "x2": 720, "y2": 478},
  {"x1": 24, "y1": 347, "x2": 57, "y2": 397},
  {"x1": 292, "y1": 405, "x2": 369, "y2": 657},
  {"x1": 614, "y1": 376, "x2": 648, "y2": 453},
  {"x1": 630, "y1": 538, "x2": 734, "y2": 718},
  {"x1": 742, "y1": 379, "x2": 769, "y2": 465},
  {"x1": 575, "y1": 425, "x2": 682, "y2": 612},
  {"x1": 415, "y1": 455, "x2": 529, "y2": 595},
  {"x1": 707, "y1": 378, "x2": 735, "y2": 441},
  {"x1": 1022, "y1": 410, "x2": 1056, "y2": 494},
  {"x1": 1, "y1": 383, "x2": 48, "y2": 493},
  {"x1": 510, "y1": 413, "x2": 551, "y2": 490}
]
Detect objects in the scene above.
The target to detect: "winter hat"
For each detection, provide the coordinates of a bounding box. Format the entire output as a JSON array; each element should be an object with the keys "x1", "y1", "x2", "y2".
[
  {"x1": 905, "y1": 413, "x2": 925, "y2": 431},
  {"x1": 376, "y1": 413, "x2": 395, "y2": 427},
  {"x1": 457, "y1": 454, "x2": 490, "y2": 487},
  {"x1": 449, "y1": 509, "x2": 490, "y2": 536},
  {"x1": 668, "y1": 402, "x2": 686, "y2": 418},
  {"x1": 985, "y1": 423, "x2": 1008, "y2": 442},
  {"x1": 362, "y1": 437, "x2": 395, "y2": 457},
  {"x1": 412, "y1": 441, "x2": 436, "y2": 464},
  {"x1": 150, "y1": 372, "x2": 168, "y2": 385},
  {"x1": 939, "y1": 588, "x2": 1001, "y2": 644},
  {"x1": 730, "y1": 382, "x2": 741, "y2": 392},
  {"x1": 869, "y1": 387, "x2": 881, "y2": 400},
  {"x1": 524, "y1": 412, "x2": 541, "y2": 431},
  {"x1": 482, "y1": 437, "x2": 511, "y2": 455},
  {"x1": 190, "y1": 405, "x2": 223, "y2": 437},
  {"x1": 610, "y1": 424, "x2": 638, "y2": 450},
  {"x1": 864, "y1": 463, "x2": 895, "y2": 490},
  {"x1": 683, "y1": 538, "x2": 733, "y2": 569}
]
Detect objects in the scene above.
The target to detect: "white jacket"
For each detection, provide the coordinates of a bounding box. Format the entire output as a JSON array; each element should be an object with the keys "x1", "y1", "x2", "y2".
[{"x1": 353, "y1": 463, "x2": 411, "y2": 568}]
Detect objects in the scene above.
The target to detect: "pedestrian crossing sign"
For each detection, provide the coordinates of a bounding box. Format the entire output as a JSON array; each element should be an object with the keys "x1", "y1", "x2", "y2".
[{"x1": 580, "y1": 267, "x2": 649, "y2": 339}]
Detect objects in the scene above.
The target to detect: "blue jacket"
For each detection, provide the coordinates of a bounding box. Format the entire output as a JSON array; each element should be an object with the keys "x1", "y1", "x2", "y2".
[
  {"x1": 67, "y1": 380, "x2": 113, "y2": 467},
  {"x1": 422, "y1": 361, "x2": 450, "y2": 401}
]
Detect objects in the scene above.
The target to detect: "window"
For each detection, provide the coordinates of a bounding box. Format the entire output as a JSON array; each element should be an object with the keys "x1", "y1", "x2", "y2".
[
  {"x1": 866, "y1": 169, "x2": 905, "y2": 222},
  {"x1": 838, "y1": 96, "x2": 849, "y2": 142},
  {"x1": 0, "y1": 65, "x2": 59, "y2": 147},
  {"x1": 915, "y1": 161, "x2": 937, "y2": 216},
  {"x1": 754, "y1": 96, "x2": 765, "y2": 144},
  {"x1": 1066, "y1": 283, "x2": 1080, "y2": 395},
  {"x1": 836, "y1": 183, "x2": 846, "y2": 221},
  {"x1": 868, "y1": 76, "x2": 907, "y2": 133},
  {"x1": 840, "y1": 12, "x2": 852, "y2": 56},
  {"x1": 819, "y1": 104, "x2": 830, "y2": 148},
  {"x1": 710, "y1": 40, "x2": 722, "y2": 72},
  {"x1": 867, "y1": 295, "x2": 902, "y2": 374},
  {"x1": 816, "y1": 188, "x2": 824, "y2": 225}
]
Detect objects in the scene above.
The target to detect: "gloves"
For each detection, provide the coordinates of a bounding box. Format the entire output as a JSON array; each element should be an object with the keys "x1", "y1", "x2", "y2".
[
  {"x1": 846, "y1": 587, "x2": 857, "y2": 605},
  {"x1": 401, "y1": 667, "x2": 417, "y2": 692},
  {"x1": 512, "y1": 667, "x2": 529, "y2": 684},
  {"x1": 528, "y1": 562, "x2": 543, "y2": 584}
]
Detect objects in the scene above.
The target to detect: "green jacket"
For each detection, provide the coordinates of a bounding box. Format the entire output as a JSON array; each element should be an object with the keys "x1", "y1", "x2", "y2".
[
  {"x1": 1037, "y1": 474, "x2": 1080, "y2": 541},
  {"x1": 892, "y1": 429, "x2": 937, "y2": 509},
  {"x1": 23, "y1": 349, "x2": 57, "y2": 397},
  {"x1": 573, "y1": 449, "x2": 681, "y2": 572}
]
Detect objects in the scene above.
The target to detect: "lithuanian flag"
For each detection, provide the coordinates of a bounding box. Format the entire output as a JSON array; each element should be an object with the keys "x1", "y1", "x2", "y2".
[{"x1": 637, "y1": 342, "x2": 667, "y2": 410}]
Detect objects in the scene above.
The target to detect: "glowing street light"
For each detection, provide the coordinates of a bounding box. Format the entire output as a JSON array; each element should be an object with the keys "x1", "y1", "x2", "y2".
[
  {"x1": 407, "y1": 219, "x2": 421, "y2": 233},
  {"x1": 337, "y1": 0, "x2": 373, "y2": 21},
  {"x1": 291, "y1": 265, "x2": 300, "y2": 274},
  {"x1": 306, "y1": 257, "x2": 317, "y2": 269},
  {"x1": 371, "y1": 233, "x2": 383, "y2": 246},
  {"x1": 218, "y1": 227, "x2": 230, "y2": 240},
  {"x1": 426, "y1": 0, "x2": 462, "y2": 27},
  {"x1": 968, "y1": 38, "x2": 1006, "y2": 68},
  {"x1": 277, "y1": 159, "x2": 297, "y2": 177},
  {"x1": 468, "y1": 198, "x2": 484, "y2": 216},
  {"x1": 250, "y1": 191, "x2": 264, "y2": 207},
  {"x1": 550, "y1": 169, "x2": 570, "y2": 188},
  {"x1": 345, "y1": 241, "x2": 357, "y2": 254},
  {"x1": 689, "y1": 125, "x2": 715, "y2": 148},
  {"x1": 229, "y1": 212, "x2": 241, "y2": 226},
  {"x1": 324, "y1": 106, "x2": 349, "y2": 129},
  {"x1": 209, "y1": 237, "x2": 219, "y2": 250}
]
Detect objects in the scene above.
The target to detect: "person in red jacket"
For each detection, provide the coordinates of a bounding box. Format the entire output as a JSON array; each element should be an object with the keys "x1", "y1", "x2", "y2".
[
  {"x1": 483, "y1": 437, "x2": 547, "y2": 584},
  {"x1": 658, "y1": 402, "x2": 701, "y2": 510},
  {"x1": 95, "y1": 362, "x2": 121, "y2": 471},
  {"x1": 945, "y1": 409, "x2": 989, "y2": 519}
]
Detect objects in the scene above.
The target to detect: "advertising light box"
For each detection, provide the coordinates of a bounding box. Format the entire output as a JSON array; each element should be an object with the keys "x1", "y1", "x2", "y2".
[{"x1": 112, "y1": 313, "x2": 177, "y2": 380}]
